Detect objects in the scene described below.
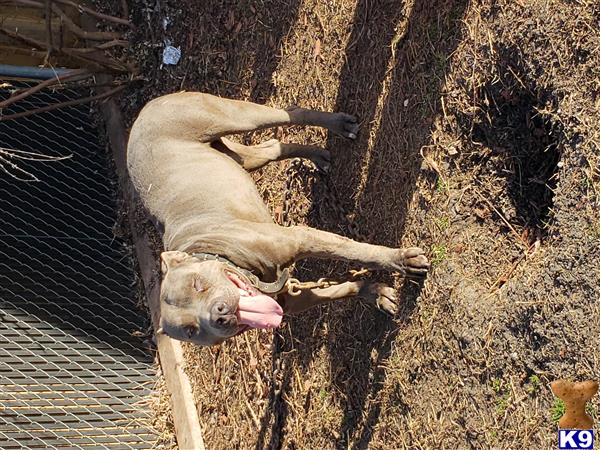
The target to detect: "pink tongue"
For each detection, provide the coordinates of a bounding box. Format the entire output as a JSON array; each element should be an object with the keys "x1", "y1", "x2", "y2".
[{"x1": 236, "y1": 289, "x2": 283, "y2": 329}]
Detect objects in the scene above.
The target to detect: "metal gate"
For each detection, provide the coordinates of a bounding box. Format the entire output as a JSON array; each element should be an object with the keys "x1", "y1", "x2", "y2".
[{"x1": 0, "y1": 83, "x2": 157, "y2": 448}]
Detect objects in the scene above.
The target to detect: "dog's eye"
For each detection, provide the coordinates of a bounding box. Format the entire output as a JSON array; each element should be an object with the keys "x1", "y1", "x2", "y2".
[{"x1": 185, "y1": 325, "x2": 198, "y2": 339}]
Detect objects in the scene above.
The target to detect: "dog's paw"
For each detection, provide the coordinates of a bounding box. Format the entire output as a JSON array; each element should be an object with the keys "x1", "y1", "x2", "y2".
[
  {"x1": 394, "y1": 247, "x2": 430, "y2": 276},
  {"x1": 308, "y1": 149, "x2": 331, "y2": 172},
  {"x1": 331, "y1": 113, "x2": 359, "y2": 140},
  {"x1": 360, "y1": 282, "x2": 398, "y2": 316}
]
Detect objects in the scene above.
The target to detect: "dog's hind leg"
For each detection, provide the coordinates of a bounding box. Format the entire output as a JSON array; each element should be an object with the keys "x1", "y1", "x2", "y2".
[
  {"x1": 216, "y1": 137, "x2": 331, "y2": 171},
  {"x1": 140, "y1": 92, "x2": 359, "y2": 142},
  {"x1": 281, "y1": 280, "x2": 399, "y2": 316}
]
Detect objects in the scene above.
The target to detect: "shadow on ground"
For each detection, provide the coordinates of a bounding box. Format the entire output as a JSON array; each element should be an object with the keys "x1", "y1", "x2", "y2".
[
  {"x1": 255, "y1": 1, "x2": 470, "y2": 448},
  {"x1": 460, "y1": 43, "x2": 563, "y2": 237}
]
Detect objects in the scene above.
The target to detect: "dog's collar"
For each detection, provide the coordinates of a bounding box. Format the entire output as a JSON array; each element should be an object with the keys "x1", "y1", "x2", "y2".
[{"x1": 190, "y1": 252, "x2": 289, "y2": 295}]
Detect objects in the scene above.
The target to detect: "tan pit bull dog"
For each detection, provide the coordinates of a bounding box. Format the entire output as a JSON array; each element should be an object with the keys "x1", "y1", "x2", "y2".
[{"x1": 127, "y1": 92, "x2": 429, "y2": 346}]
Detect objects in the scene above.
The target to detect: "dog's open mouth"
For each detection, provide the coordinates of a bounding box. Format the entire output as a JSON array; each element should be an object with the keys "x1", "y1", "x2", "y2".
[{"x1": 226, "y1": 271, "x2": 283, "y2": 332}]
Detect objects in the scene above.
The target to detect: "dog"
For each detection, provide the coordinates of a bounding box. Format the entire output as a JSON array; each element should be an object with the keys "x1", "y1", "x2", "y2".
[{"x1": 127, "y1": 92, "x2": 429, "y2": 346}]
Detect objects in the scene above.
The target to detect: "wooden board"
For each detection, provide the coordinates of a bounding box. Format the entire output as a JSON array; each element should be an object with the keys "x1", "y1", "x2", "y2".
[
  {"x1": 99, "y1": 90, "x2": 206, "y2": 450},
  {"x1": 0, "y1": 4, "x2": 77, "y2": 67}
]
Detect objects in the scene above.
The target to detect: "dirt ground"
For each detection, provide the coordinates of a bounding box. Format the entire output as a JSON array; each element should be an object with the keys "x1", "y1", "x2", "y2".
[{"x1": 105, "y1": 0, "x2": 599, "y2": 448}]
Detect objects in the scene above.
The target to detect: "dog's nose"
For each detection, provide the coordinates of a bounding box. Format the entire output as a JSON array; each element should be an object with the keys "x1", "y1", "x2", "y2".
[
  {"x1": 211, "y1": 301, "x2": 230, "y2": 316},
  {"x1": 214, "y1": 315, "x2": 237, "y2": 327},
  {"x1": 210, "y1": 301, "x2": 237, "y2": 329}
]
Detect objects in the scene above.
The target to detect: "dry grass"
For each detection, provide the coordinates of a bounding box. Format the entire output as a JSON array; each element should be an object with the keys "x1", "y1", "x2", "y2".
[{"x1": 99, "y1": 0, "x2": 600, "y2": 447}]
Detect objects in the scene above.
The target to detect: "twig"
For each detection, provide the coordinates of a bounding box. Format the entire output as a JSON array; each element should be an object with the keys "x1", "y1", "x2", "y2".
[
  {"x1": 244, "y1": 398, "x2": 260, "y2": 430},
  {"x1": 0, "y1": 84, "x2": 126, "y2": 122},
  {"x1": 0, "y1": 147, "x2": 71, "y2": 182},
  {"x1": 94, "y1": 39, "x2": 129, "y2": 50},
  {"x1": 48, "y1": 1, "x2": 121, "y2": 40},
  {"x1": 0, "y1": 154, "x2": 40, "y2": 181},
  {"x1": 74, "y1": 39, "x2": 129, "y2": 53},
  {"x1": 64, "y1": 47, "x2": 133, "y2": 72},
  {"x1": 7, "y1": 0, "x2": 121, "y2": 40},
  {"x1": 39, "y1": 77, "x2": 139, "y2": 92},
  {"x1": 53, "y1": 0, "x2": 133, "y2": 27},
  {"x1": 487, "y1": 252, "x2": 527, "y2": 292},
  {"x1": 0, "y1": 26, "x2": 133, "y2": 73},
  {"x1": 473, "y1": 188, "x2": 530, "y2": 250},
  {"x1": 0, "y1": 147, "x2": 71, "y2": 161},
  {"x1": 0, "y1": 69, "x2": 90, "y2": 110}
]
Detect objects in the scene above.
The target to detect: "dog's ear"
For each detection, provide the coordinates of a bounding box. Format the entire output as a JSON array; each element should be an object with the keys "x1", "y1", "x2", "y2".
[{"x1": 160, "y1": 251, "x2": 190, "y2": 274}]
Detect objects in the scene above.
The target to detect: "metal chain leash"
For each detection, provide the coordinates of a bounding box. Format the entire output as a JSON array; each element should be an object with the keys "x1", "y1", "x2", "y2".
[
  {"x1": 279, "y1": 158, "x2": 370, "y2": 295},
  {"x1": 270, "y1": 158, "x2": 372, "y2": 441}
]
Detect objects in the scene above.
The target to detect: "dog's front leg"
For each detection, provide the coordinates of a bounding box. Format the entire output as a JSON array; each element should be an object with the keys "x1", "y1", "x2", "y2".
[
  {"x1": 291, "y1": 226, "x2": 429, "y2": 275},
  {"x1": 243, "y1": 223, "x2": 429, "y2": 275}
]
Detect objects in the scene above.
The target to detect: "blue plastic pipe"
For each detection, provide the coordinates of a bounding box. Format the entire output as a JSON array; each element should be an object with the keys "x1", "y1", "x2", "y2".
[{"x1": 0, "y1": 64, "x2": 71, "y2": 80}]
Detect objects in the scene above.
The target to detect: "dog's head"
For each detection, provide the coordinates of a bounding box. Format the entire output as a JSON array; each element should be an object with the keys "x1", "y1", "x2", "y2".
[{"x1": 158, "y1": 251, "x2": 283, "y2": 346}]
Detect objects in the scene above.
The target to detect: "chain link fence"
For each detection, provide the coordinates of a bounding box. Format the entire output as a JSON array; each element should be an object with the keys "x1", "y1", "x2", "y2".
[{"x1": 0, "y1": 82, "x2": 157, "y2": 449}]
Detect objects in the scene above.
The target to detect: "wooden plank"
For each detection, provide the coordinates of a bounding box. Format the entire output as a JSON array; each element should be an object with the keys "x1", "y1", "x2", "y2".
[
  {"x1": 0, "y1": 4, "x2": 76, "y2": 67},
  {"x1": 99, "y1": 90, "x2": 206, "y2": 450},
  {"x1": 0, "y1": 16, "x2": 67, "y2": 46}
]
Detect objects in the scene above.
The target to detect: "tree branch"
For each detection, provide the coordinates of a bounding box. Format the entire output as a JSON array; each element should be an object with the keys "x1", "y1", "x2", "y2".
[
  {"x1": 0, "y1": 84, "x2": 127, "y2": 122},
  {"x1": 6, "y1": 0, "x2": 122, "y2": 40},
  {"x1": 0, "y1": 26, "x2": 134, "y2": 73},
  {"x1": 53, "y1": 0, "x2": 133, "y2": 27},
  {"x1": 0, "y1": 69, "x2": 91, "y2": 110}
]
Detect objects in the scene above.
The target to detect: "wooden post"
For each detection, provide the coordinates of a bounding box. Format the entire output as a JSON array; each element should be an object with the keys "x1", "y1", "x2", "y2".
[{"x1": 100, "y1": 93, "x2": 206, "y2": 450}]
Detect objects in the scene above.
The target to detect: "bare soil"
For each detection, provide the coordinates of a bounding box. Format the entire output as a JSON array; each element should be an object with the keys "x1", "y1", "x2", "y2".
[{"x1": 105, "y1": 0, "x2": 599, "y2": 448}]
